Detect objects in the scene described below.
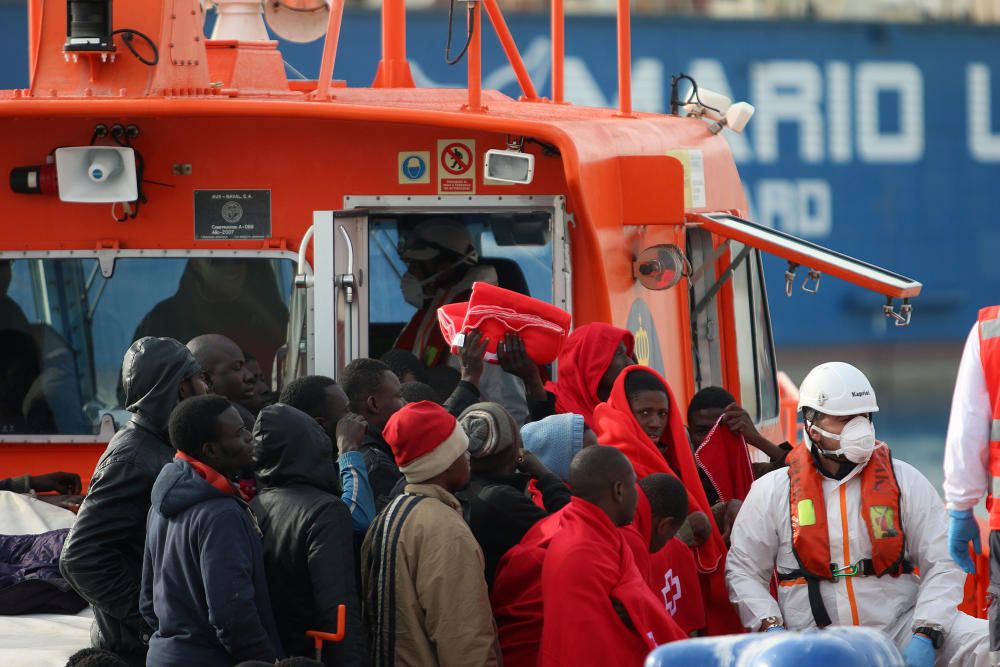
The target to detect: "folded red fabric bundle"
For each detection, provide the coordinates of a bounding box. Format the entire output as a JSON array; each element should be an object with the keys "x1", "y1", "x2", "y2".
[{"x1": 436, "y1": 282, "x2": 572, "y2": 365}]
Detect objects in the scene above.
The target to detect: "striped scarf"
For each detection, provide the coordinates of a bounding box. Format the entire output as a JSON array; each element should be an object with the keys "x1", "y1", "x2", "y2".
[{"x1": 365, "y1": 493, "x2": 427, "y2": 667}]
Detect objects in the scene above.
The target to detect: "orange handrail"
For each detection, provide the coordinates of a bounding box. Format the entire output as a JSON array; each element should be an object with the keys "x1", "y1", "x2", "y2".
[
  {"x1": 306, "y1": 604, "x2": 348, "y2": 659},
  {"x1": 373, "y1": 0, "x2": 414, "y2": 87},
  {"x1": 467, "y1": 0, "x2": 484, "y2": 112},
  {"x1": 776, "y1": 370, "x2": 800, "y2": 447},
  {"x1": 616, "y1": 0, "x2": 632, "y2": 117},
  {"x1": 313, "y1": 0, "x2": 345, "y2": 100},
  {"x1": 482, "y1": 0, "x2": 540, "y2": 102},
  {"x1": 551, "y1": 0, "x2": 564, "y2": 103}
]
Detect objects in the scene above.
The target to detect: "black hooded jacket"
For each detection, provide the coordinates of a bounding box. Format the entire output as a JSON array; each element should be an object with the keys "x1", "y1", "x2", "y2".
[
  {"x1": 251, "y1": 404, "x2": 367, "y2": 666},
  {"x1": 60, "y1": 337, "x2": 200, "y2": 667}
]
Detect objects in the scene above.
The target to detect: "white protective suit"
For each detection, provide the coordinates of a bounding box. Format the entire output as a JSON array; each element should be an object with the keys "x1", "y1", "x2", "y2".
[{"x1": 726, "y1": 448, "x2": 989, "y2": 666}]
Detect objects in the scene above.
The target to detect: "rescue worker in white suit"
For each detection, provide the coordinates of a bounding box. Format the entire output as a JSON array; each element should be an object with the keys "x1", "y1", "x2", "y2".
[
  {"x1": 944, "y1": 307, "x2": 1000, "y2": 665},
  {"x1": 726, "y1": 362, "x2": 989, "y2": 667}
]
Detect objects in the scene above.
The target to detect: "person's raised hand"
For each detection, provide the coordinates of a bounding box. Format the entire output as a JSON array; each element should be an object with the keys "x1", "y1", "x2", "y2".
[
  {"x1": 459, "y1": 329, "x2": 488, "y2": 386},
  {"x1": 723, "y1": 403, "x2": 760, "y2": 439},
  {"x1": 498, "y1": 332, "x2": 546, "y2": 400},
  {"x1": 517, "y1": 450, "x2": 550, "y2": 480},
  {"x1": 336, "y1": 413, "x2": 368, "y2": 455},
  {"x1": 29, "y1": 472, "x2": 82, "y2": 495}
]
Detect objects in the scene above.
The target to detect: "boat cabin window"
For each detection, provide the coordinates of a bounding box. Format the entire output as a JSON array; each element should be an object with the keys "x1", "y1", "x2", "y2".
[
  {"x1": 730, "y1": 244, "x2": 779, "y2": 422},
  {"x1": 367, "y1": 212, "x2": 554, "y2": 362},
  {"x1": 0, "y1": 256, "x2": 294, "y2": 436},
  {"x1": 687, "y1": 228, "x2": 724, "y2": 389}
]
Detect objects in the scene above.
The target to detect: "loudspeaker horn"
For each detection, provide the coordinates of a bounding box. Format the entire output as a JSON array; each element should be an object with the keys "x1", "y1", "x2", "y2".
[{"x1": 54, "y1": 147, "x2": 138, "y2": 203}]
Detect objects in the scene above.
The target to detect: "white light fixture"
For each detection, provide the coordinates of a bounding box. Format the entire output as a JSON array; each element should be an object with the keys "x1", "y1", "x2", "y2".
[
  {"x1": 55, "y1": 147, "x2": 138, "y2": 203},
  {"x1": 265, "y1": 0, "x2": 331, "y2": 43},
  {"x1": 206, "y1": 0, "x2": 269, "y2": 41},
  {"x1": 484, "y1": 149, "x2": 534, "y2": 185},
  {"x1": 684, "y1": 86, "x2": 755, "y2": 135}
]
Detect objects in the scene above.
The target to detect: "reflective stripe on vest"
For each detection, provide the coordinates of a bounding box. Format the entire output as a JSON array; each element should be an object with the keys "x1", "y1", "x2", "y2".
[
  {"x1": 978, "y1": 306, "x2": 1000, "y2": 530},
  {"x1": 787, "y1": 444, "x2": 906, "y2": 582}
]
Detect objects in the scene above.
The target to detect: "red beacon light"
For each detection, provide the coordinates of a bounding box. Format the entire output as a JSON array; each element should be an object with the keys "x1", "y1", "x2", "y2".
[{"x1": 9, "y1": 158, "x2": 58, "y2": 196}]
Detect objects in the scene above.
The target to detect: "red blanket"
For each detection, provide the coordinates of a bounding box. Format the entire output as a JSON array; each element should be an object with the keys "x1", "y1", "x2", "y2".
[
  {"x1": 592, "y1": 365, "x2": 745, "y2": 636},
  {"x1": 539, "y1": 498, "x2": 685, "y2": 667},
  {"x1": 627, "y1": 489, "x2": 706, "y2": 636},
  {"x1": 592, "y1": 366, "x2": 725, "y2": 573},
  {"x1": 649, "y1": 539, "x2": 705, "y2": 636},
  {"x1": 491, "y1": 513, "x2": 559, "y2": 667},
  {"x1": 694, "y1": 415, "x2": 754, "y2": 503},
  {"x1": 544, "y1": 323, "x2": 634, "y2": 427},
  {"x1": 493, "y1": 495, "x2": 685, "y2": 667}
]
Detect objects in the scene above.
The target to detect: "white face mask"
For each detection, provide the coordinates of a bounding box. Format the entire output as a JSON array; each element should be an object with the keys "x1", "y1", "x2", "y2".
[
  {"x1": 399, "y1": 252, "x2": 477, "y2": 308},
  {"x1": 400, "y1": 272, "x2": 430, "y2": 307},
  {"x1": 810, "y1": 415, "x2": 877, "y2": 464}
]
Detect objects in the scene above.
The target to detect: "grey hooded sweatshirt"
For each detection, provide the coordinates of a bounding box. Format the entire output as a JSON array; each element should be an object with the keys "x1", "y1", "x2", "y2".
[{"x1": 60, "y1": 337, "x2": 200, "y2": 667}]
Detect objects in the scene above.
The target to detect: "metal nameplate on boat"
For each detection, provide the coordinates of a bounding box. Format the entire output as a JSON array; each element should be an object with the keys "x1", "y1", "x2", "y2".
[{"x1": 194, "y1": 190, "x2": 272, "y2": 240}]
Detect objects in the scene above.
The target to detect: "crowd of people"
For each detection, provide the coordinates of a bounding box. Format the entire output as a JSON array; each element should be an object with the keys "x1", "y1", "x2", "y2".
[
  {"x1": 29, "y1": 220, "x2": 989, "y2": 666},
  {"x1": 35, "y1": 312, "x2": 986, "y2": 667}
]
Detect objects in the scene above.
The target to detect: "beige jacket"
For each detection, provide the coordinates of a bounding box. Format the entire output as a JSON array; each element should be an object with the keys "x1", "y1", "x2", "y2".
[{"x1": 362, "y1": 483, "x2": 501, "y2": 667}]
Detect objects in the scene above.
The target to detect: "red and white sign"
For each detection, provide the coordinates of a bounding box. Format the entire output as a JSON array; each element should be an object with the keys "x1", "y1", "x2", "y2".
[{"x1": 437, "y1": 139, "x2": 476, "y2": 194}]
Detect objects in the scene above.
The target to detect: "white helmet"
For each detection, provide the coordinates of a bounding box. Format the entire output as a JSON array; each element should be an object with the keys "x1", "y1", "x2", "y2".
[
  {"x1": 398, "y1": 218, "x2": 477, "y2": 263},
  {"x1": 797, "y1": 362, "x2": 879, "y2": 416}
]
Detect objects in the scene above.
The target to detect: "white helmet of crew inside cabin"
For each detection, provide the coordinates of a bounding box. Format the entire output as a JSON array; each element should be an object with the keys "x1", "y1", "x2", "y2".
[
  {"x1": 397, "y1": 217, "x2": 477, "y2": 263},
  {"x1": 797, "y1": 361, "x2": 879, "y2": 416}
]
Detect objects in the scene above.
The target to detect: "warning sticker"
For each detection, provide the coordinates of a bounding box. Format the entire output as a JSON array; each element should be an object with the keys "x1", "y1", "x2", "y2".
[
  {"x1": 437, "y1": 139, "x2": 476, "y2": 194},
  {"x1": 398, "y1": 151, "x2": 430, "y2": 184},
  {"x1": 665, "y1": 149, "x2": 706, "y2": 209}
]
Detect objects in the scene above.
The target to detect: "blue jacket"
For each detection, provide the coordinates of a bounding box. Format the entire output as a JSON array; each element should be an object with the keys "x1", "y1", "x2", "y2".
[{"x1": 140, "y1": 458, "x2": 283, "y2": 667}]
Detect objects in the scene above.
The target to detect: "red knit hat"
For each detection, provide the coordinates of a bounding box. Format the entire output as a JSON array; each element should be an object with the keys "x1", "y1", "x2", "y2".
[{"x1": 384, "y1": 401, "x2": 469, "y2": 483}]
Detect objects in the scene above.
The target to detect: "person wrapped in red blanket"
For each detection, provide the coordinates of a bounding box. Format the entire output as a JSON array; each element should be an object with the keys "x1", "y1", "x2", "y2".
[
  {"x1": 604, "y1": 374, "x2": 708, "y2": 635},
  {"x1": 539, "y1": 447, "x2": 686, "y2": 666},
  {"x1": 592, "y1": 365, "x2": 744, "y2": 635},
  {"x1": 491, "y1": 451, "x2": 687, "y2": 667},
  {"x1": 621, "y1": 474, "x2": 705, "y2": 636},
  {"x1": 499, "y1": 323, "x2": 636, "y2": 427}
]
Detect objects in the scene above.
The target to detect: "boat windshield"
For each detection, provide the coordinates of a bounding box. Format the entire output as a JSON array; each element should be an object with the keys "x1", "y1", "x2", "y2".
[{"x1": 0, "y1": 256, "x2": 293, "y2": 436}]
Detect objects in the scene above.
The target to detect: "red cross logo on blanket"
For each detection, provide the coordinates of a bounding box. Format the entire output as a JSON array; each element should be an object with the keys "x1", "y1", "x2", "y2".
[{"x1": 661, "y1": 568, "x2": 682, "y2": 615}]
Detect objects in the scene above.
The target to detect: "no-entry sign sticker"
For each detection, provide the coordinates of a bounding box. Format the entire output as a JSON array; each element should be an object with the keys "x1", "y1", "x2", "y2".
[{"x1": 437, "y1": 139, "x2": 476, "y2": 194}]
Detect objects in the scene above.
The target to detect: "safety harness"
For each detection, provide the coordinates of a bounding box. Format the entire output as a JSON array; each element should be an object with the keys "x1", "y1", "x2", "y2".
[{"x1": 779, "y1": 444, "x2": 912, "y2": 627}]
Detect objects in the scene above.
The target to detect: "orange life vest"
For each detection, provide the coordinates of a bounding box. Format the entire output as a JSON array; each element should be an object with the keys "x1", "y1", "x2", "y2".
[
  {"x1": 978, "y1": 306, "x2": 1000, "y2": 529},
  {"x1": 788, "y1": 443, "x2": 906, "y2": 580}
]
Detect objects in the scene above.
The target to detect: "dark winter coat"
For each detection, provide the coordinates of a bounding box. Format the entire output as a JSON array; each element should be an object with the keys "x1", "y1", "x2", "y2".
[
  {"x1": 59, "y1": 336, "x2": 200, "y2": 667},
  {"x1": 456, "y1": 470, "x2": 571, "y2": 587},
  {"x1": 252, "y1": 403, "x2": 366, "y2": 666},
  {"x1": 140, "y1": 458, "x2": 282, "y2": 666},
  {"x1": 360, "y1": 427, "x2": 402, "y2": 513}
]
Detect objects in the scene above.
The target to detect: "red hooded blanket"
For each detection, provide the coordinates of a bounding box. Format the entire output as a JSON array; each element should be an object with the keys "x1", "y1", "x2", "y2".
[
  {"x1": 544, "y1": 323, "x2": 634, "y2": 427},
  {"x1": 539, "y1": 498, "x2": 685, "y2": 667},
  {"x1": 592, "y1": 365, "x2": 743, "y2": 635}
]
